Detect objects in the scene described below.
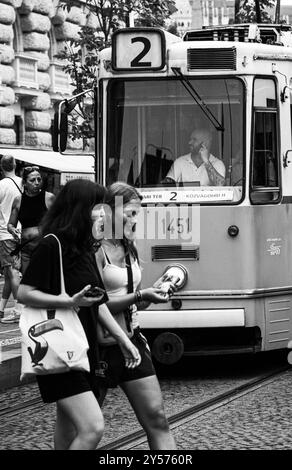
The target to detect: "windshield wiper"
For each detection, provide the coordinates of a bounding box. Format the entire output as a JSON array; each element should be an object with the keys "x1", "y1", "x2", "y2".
[{"x1": 172, "y1": 67, "x2": 225, "y2": 132}]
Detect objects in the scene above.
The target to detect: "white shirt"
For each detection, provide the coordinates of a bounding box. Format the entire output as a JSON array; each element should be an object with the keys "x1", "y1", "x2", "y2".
[
  {"x1": 166, "y1": 153, "x2": 226, "y2": 186},
  {"x1": 0, "y1": 176, "x2": 22, "y2": 241}
]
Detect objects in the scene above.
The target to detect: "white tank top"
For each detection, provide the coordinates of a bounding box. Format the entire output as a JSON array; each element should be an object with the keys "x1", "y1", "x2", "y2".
[{"x1": 100, "y1": 246, "x2": 142, "y2": 329}]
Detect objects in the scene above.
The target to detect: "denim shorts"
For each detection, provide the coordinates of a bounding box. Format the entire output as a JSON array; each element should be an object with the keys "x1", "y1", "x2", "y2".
[{"x1": 0, "y1": 239, "x2": 20, "y2": 269}]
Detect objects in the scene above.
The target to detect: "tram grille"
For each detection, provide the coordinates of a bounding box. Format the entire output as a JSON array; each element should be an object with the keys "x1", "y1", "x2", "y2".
[
  {"x1": 187, "y1": 47, "x2": 236, "y2": 70},
  {"x1": 151, "y1": 245, "x2": 200, "y2": 261}
]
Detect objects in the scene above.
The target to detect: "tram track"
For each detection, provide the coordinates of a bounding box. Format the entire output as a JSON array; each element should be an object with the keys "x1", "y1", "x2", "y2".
[
  {"x1": 0, "y1": 396, "x2": 43, "y2": 421},
  {"x1": 0, "y1": 364, "x2": 289, "y2": 445},
  {"x1": 99, "y1": 365, "x2": 290, "y2": 450}
]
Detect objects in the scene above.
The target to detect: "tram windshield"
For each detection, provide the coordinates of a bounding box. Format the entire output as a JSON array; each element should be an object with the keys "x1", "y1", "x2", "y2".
[{"x1": 107, "y1": 77, "x2": 244, "y2": 203}]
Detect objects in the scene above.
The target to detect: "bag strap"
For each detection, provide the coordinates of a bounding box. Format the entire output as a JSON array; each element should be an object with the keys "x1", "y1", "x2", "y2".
[
  {"x1": 44, "y1": 234, "x2": 66, "y2": 295},
  {"x1": 5, "y1": 177, "x2": 23, "y2": 194},
  {"x1": 125, "y1": 251, "x2": 134, "y2": 294}
]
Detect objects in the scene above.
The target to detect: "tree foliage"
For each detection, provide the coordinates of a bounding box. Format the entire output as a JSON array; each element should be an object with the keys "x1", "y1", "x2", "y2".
[
  {"x1": 58, "y1": 0, "x2": 176, "y2": 146},
  {"x1": 236, "y1": 0, "x2": 276, "y2": 23}
]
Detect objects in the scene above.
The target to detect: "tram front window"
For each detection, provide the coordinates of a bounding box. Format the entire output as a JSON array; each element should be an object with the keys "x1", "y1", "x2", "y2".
[{"x1": 107, "y1": 78, "x2": 244, "y2": 203}]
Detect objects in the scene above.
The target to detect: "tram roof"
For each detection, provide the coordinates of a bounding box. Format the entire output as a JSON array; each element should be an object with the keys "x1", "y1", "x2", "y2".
[{"x1": 0, "y1": 148, "x2": 95, "y2": 174}]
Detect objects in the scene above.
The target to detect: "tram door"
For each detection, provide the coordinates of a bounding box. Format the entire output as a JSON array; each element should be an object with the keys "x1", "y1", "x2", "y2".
[{"x1": 251, "y1": 79, "x2": 292, "y2": 350}]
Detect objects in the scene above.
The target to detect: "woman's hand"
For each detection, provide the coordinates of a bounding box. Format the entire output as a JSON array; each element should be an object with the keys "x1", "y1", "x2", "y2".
[
  {"x1": 70, "y1": 285, "x2": 105, "y2": 308},
  {"x1": 8, "y1": 225, "x2": 21, "y2": 242},
  {"x1": 144, "y1": 287, "x2": 168, "y2": 302},
  {"x1": 141, "y1": 286, "x2": 175, "y2": 304},
  {"x1": 117, "y1": 337, "x2": 141, "y2": 369}
]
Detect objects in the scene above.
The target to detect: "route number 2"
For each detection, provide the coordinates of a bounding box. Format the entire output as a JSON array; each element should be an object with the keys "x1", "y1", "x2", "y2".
[
  {"x1": 112, "y1": 28, "x2": 165, "y2": 71},
  {"x1": 130, "y1": 37, "x2": 151, "y2": 67}
]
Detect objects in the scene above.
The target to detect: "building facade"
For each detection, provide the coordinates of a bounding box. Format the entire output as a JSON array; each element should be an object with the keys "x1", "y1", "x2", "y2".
[
  {"x1": 170, "y1": 0, "x2": 192, "y2": 37},
  {"x1": 188, "y1": 0, "x2": 292, "y2": 29},
  {"x1": 188, "y1": 0, "x2": 234, "y2": 28},
  {"x1": 278, "y1": 5, "x2": 292, "y2": 25},
  {"x1": 0, "y1": 0, "x2": 98, "y2": 150}
]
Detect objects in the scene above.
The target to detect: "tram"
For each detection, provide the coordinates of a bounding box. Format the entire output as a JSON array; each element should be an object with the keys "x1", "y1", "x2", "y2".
[{"x1": 60, "y1": 23, "x2": 292, "y2": 364}]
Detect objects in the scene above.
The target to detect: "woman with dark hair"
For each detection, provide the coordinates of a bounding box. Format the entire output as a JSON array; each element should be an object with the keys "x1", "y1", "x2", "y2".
[
  {"x1": 95, "y1": 181, "x2": 177, "y2": 450},
  {"x1": 8, "y1": 166, "x2": 55, "y2": 274},
  {"x1": 17, "y1": 179, "x2": 141, "y2": 450}
]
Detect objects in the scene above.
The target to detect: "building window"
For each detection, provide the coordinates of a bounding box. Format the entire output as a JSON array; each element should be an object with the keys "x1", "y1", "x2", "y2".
[{"x1": 13, "y1": 115, "x2": 24, "y2": 146}]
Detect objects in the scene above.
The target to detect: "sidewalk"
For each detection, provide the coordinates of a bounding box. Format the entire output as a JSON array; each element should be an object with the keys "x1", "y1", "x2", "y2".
[{"x1": 0, "y1": 278, "x2": 33, "y2": 390}]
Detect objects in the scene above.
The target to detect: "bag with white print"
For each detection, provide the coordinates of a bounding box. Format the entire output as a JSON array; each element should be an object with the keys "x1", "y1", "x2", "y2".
[{"x1": 20, "y1": 234, "x2": 90, "y2": 379}]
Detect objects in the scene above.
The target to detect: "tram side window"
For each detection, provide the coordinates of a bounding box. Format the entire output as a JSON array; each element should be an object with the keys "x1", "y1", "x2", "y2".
[
  {"x1": 251, "y1": 79, "x2": 279, "y2": 203},
  {"x1": 290, "y1": 82, "x2": 292, "y2": 141}
]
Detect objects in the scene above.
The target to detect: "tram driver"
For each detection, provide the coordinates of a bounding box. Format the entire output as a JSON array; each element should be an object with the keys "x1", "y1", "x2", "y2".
[{"x1": 163, "y1": 127, "x2": 226, "y2": 186}]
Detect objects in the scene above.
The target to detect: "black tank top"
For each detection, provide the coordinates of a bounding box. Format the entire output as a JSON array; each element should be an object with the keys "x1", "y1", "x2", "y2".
[{"x1": 18, "y1": 190, "x2": 47, "y2": 229}]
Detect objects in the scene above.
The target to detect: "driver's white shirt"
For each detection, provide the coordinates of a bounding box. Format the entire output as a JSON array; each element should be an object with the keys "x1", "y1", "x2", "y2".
[{"x1": 166, "y1": 153, "x2": 226, "y2": 185}]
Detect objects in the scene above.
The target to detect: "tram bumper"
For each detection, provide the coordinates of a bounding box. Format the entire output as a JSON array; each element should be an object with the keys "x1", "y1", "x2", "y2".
[
  {"x1": 139, "y1": 309, "x2": 261, "y2": 364},
  {"x1": 139, "y1": 308, "x2": 245, "y2": 329}
]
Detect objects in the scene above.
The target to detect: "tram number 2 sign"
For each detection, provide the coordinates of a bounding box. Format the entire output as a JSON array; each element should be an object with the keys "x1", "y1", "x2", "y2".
[{"x1": 112, "y1": 28, "x2": 166, "y2": 71}]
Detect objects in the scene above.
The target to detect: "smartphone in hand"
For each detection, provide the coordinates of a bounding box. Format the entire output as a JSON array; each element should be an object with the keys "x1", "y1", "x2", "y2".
[{"x1": 84, "y1": 286, "x2": 106, "y2": 298}]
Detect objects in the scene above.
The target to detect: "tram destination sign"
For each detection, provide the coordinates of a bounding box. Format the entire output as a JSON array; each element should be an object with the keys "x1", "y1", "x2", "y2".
[
  {"x1": 140, "y1": 188, "x2": 235, "y2": 203},
  {"x1": 112, "y1": 28, "x2": 166, "y2": 71}
]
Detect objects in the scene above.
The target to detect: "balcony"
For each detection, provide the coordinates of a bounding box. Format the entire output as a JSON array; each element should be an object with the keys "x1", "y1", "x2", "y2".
[
  {"x1": 49, "y1": 61, "x2": 71, "y2": 95},
  {"x1": 13, "y1": 53, "x2": 38, "y2": 90}
]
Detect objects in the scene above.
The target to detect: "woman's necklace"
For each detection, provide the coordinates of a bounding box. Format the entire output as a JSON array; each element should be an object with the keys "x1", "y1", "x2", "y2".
[
  {"x1": 103, "y1": 239, "x2": 126, "y2": 266},
  {"x1": 104, "y1": 238, "x2": 121, "y2": 248}
]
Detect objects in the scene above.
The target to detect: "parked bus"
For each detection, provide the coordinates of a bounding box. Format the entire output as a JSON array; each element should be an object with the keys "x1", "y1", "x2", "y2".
[{"x1": 56, "y1": 23, "x2": 292, "y2": 364}]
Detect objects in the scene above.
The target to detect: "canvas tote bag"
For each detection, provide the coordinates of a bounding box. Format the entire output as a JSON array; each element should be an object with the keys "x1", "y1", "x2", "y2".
[{"x1": 20, "y1": 234, "x2": 90, "y2": 380}]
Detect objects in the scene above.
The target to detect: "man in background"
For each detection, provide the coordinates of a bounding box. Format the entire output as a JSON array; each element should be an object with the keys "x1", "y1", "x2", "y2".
[
  {"x1": 164, "y1": 127, "x2": 226, "y2": 186},
  {"x1": 0, "y1": 155, "x2": 22, "y2": 323}
]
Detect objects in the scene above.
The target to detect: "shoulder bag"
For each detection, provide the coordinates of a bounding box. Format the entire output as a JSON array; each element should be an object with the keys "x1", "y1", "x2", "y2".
[
  {"x1": 5, "y1": 177, "x2": 22, "y2": 194},
  {"x1": 20, "y1": 234, "x2": 90, "y2": 379},
  {"x1": 96, "y1": 251, "x2": 135, "y2": 346}
]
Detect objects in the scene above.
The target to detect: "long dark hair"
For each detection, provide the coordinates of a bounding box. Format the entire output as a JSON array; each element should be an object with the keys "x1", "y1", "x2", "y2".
[
  {"x1": 41, "y1": 179, "x2": 106, "y2": 258},
  {"x1": 105, "y1": 182, "x2": 142, "y2": 260}
]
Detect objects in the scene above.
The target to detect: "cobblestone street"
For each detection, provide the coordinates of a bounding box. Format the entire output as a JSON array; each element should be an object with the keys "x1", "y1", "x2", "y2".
[
  {"x1": 132, "y1": 369, "x2": 292, "y2": 450},
  {"x1": 0, "y1": 354, "x2": 291, "y2": 450}
]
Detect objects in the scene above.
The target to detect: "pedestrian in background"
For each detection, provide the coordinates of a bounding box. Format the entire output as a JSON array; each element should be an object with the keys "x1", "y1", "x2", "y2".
[
  {"x1": 95, "y1": 181, "x2": 177, "y2": 450},
  {"x1": 8, "y1": 166, "x2": 55, "y2": 274},
  {"x1": 17, "y1": 179, "x2": 141, "y2": 450},
  {"x1": 0, "y1": 154, "x2": 22, "y2": 323}
]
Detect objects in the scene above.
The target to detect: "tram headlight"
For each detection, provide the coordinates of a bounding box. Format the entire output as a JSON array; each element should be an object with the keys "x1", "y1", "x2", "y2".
[{"x1": 154, "y1": 264, "x2": 188, "y2": 292}]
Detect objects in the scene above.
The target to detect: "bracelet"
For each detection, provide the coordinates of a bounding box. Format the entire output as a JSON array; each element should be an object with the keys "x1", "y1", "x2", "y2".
[{"x1": 135, "y1": 290, "x2": 143, "y2": 303}]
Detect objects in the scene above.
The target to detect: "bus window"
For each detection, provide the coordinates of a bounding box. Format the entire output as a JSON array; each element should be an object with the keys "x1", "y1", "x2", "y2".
[
  {"x1": 250, "y1": 79, "x2": 279, "y2": 204},
  {"x1": 107, "y1": 77, "x2": 244, "y2": 204}
]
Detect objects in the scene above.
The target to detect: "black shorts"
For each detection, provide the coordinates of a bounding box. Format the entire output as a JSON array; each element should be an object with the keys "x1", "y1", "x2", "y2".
[
  {"x1": 36, "y1": 370, "x2": 103, "y2": 404},
  {"x1": 96, "y1": 328, "x2": 156, "y2": 388},
  {"x1": 36, "y1": 329, "x2": 155, "y2": 402}
]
